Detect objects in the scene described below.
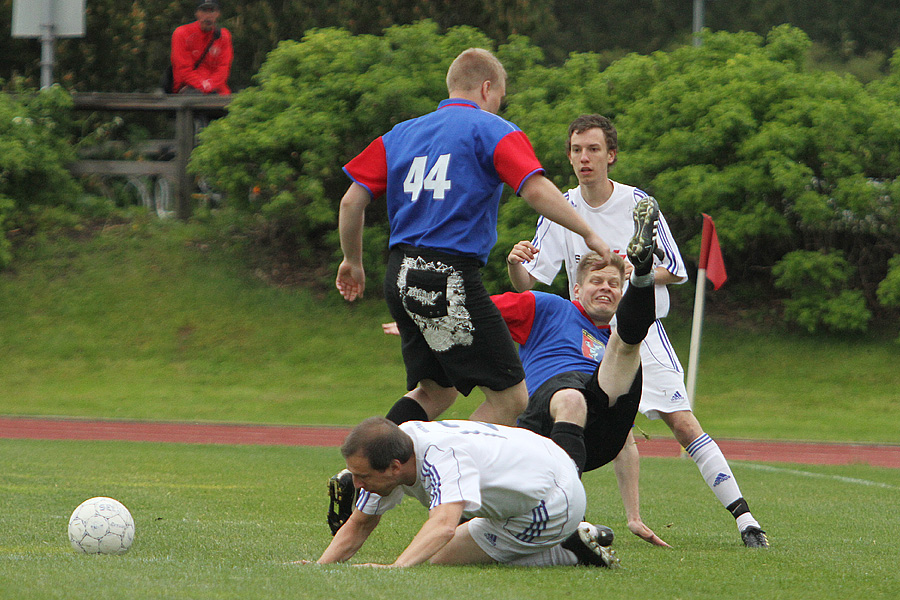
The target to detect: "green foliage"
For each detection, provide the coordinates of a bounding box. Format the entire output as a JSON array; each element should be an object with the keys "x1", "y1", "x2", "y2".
[
  {"x1": 0, "y1": 85, "x2": 83, "y2": 268},
  {"x1": 877, "y1": 255, "x2": 900, "y2": 307},
  {"x1": 772, "y1": 250, "x2": 871, "y2": 333},
  {"x1": 876, "y1": 255, "x2": 900, "y2": 341},
  {"x1": 190, "y1": 21, "x2": 493, "y2": 269},
  {"x1": 498, "y1": 25, "x2": 899, "y2": 329}
]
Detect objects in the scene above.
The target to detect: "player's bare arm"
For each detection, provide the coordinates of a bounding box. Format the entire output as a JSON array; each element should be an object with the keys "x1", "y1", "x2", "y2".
[
  {"x1": 316, "y1": 510, "x2": 381, "y2": 564},
  {"x1": 613, "y1": 431, "x2": 670, "y2": 547},
  {"x1": 518, "y1": 174, "x2": 611, "y2": 266},
  {"x1": 653, "y1": 266, "x2": 686, "y2": 286},
  {"x1": 336, "y1": 183, "x2": 371, "y2": 301},
  {"x1": 359, "y1": 501, "x2": 466, "y2": 568},
  {"x1": 506, "y1": 240, "x2": 539, "y2": 292}
]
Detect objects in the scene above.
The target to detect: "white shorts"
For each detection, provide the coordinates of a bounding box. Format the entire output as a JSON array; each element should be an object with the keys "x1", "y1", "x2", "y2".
[
  {"x1": 467, "y1": 469, "x2": 585, "y2": 563},
  {"x1": 637, "y1": 320, "x2": 692, "y2": 419}
]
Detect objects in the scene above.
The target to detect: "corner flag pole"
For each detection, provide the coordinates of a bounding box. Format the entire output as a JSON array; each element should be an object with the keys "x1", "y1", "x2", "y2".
[{"x1": 686, "y1": 214, "x2": 727, "y2": 410}]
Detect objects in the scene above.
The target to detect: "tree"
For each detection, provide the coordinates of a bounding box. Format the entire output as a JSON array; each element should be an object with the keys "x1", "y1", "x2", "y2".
[{"x1": 497, "y1": 25, "x2": 900, "y2": 332}]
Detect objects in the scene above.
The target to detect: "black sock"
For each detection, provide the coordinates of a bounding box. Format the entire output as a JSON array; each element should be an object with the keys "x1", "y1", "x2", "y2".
[
  {"x1": 615, "y1": 282, "x2": 656, "y2": 345},
  {"x1": 550, "y1": 421, "x2": 586, "y2": 477},
  {"x1": 727, "y1": 497, "x2": 750, "y2": 519},
  {"x1": 385, "y1": 396, "x2": 429, "y2": 425}
]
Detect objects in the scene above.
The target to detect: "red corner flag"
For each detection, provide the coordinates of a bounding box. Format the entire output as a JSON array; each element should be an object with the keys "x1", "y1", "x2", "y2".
[{"x1": 699, "y1": 214, "x2": 727, "y2": 290}]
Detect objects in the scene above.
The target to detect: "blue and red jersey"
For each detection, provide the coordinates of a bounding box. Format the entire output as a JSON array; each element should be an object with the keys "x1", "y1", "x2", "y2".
[
  {"x1": 343, "y1": 99, "x2": 544, "y2": 264},
  {"x1": 492, "y1": 291, "x2": 610, "y2": 393}
]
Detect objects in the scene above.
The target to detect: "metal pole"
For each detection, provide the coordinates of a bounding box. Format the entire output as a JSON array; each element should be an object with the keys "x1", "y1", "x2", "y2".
[
  {"x1": 40, "y1": 0, "x2": 56, "y2": 88},
  {"x1": 692, "y1": 0, "x2": 704, "y2": 47}
]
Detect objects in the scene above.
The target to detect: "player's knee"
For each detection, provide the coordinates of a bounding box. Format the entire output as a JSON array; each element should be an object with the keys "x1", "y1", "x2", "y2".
[{"x1": 549, "y1": 389, "x2": 588, "y2": 423}]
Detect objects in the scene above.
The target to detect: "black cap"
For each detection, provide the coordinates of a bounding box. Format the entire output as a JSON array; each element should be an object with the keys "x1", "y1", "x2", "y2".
[{"x1": 197, "y1": 1, "x2": 220, "y2": 10}]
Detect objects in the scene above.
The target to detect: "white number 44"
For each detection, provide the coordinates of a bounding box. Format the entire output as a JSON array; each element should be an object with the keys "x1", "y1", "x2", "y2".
[{"x1": 403, "y1": 154, "x2": 452, "y2": 202}]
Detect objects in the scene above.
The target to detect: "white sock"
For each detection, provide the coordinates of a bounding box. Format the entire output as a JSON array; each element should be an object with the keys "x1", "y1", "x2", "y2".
[
  {"x1": 685, "y1": 434, "x2": 749, "y2": 519},
  {"x1": 507, "y1": 545, "x2": 578, "y2": 567}
]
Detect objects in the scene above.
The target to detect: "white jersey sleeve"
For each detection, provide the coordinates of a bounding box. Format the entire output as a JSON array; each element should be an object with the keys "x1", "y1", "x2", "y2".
[
  {"x1": 656, "y1": 210, "x2": 688, "y2": 283},
  {"x1": 523, "y1": 205, "x2": 575, "y2": 285}
]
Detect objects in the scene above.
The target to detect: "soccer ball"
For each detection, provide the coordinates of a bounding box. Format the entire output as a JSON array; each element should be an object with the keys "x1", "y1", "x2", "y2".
[{"x1": 68, "y1": 497, "x2": 135, "y2": 554}]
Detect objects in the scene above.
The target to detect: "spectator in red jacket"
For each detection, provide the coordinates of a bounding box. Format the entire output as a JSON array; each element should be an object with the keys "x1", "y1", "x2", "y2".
[{"x1": 171, "y1": 1, "x2": 233, "y2": 94}]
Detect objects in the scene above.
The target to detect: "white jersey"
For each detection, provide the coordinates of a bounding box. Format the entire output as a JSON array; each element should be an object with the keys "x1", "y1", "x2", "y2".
[
  {"x1": 525, "y1": 182, "x2": 687, "y2": 318},
  {"x1": 356, "y1": 420, "x2": 579, "y2": 520}
]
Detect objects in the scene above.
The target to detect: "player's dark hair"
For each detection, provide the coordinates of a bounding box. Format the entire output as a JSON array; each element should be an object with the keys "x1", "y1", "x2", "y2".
[
  {"x1": 567, "y1": 114, "x2": 618, "y2": 166},
  {"x1": 576, "y1": 252, "x2": 625, "y2": 286},
  {"x1": 340, "y1": 416, "x2": 414, "y2": 471}
]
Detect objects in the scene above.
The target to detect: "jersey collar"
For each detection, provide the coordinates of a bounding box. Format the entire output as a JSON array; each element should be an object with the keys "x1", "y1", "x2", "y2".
[
  {"x1": 572, "y1": 300, "x2": 611, "y2": 332},
  {"x1": 439, "y1": 98, "x2": 480, "y2": 110}
]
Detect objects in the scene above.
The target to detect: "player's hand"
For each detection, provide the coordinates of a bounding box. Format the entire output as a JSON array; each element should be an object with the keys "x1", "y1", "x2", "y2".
[
  {"x1": 583, "y1": 233, "x2": 611, "y2": 267},
  {"x1": 507, "y1": 240, "x2": 538, "y2": 265},
  {"x1": 628, "y1": 519, "x2": 672, "y2": 547},
  {"x1": 336, "y1": 259, "x2": 365, "y2": 301},
  {"x1": 382, "y1": 322, "x2": 400, "y2": 336}
]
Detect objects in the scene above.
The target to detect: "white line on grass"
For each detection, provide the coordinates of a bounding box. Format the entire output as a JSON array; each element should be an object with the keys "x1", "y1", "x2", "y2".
[{"x1": 741, "y1": 463, "x2": 900, "y2": 490}]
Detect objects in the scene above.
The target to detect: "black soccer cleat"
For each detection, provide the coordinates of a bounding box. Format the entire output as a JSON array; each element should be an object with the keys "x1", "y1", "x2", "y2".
[
  {"x1": 561, "y1": 522, "x2": 621, "y2": 568},
  {"x1": 327, "y1": 469, "x2": 357, "y2": 536},
  {"x1": 595, "y1": 524, "x2": 615, "y2": 547},
  {"x1": 626, "y1": 196, "x2": 662, "y2": 278},
  {"x1": 741, "y1": 526, "x2": 769, "y2": 548}
]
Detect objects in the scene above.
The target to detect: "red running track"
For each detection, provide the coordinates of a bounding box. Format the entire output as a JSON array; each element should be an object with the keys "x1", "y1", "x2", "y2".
[{"x1": 1, "y1": 417, "x2": 899, "y2": 468}]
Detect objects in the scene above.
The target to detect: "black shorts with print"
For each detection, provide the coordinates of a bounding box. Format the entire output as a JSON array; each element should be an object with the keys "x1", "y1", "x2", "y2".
[{"x1": 384, "y1": 245, "x2": 524, "y2": 396}]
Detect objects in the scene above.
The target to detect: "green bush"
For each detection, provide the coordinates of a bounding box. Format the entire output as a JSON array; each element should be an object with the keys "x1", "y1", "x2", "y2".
[
  {"x1": 773, "y1": 249, "x2": 871, "y2": 333},
  {"x1": 190, "y1": 21, "x2": 496, "y2": 275},
  {"x1": 191, "y1": 22, "x2": 899, "y2": 330},
  {"x1": 0, "y1": 84, "x2": 82, "y2": 268}
]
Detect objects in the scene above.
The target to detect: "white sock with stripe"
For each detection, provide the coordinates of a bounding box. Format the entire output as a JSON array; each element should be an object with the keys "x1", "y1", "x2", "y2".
[{"x1": 685, "y1": 433, "x2": 759, "y2": 531}]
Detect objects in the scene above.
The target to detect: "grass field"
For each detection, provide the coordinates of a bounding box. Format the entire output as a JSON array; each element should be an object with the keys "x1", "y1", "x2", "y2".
[
  {"x1": 1, "y1": 218, "x2": 898, "y2": 442},
  {"x1": 2, "y1": 218, "x2": 900, "y2": 599},
  {"x1": 2, "y1": 438, "x2": 899, "y2": 600}
]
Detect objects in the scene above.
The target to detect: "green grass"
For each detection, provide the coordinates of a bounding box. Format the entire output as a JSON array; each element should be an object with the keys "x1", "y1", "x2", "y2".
[
  {"x1": 2, "y1": 222, "x2": 900, "y2": 599},
  {"x1": 1, "y1": 219, "x2": 898, "y2": 443},
  {"x1": 2, "y1": 438, "x2": 899, "y2": 600}
]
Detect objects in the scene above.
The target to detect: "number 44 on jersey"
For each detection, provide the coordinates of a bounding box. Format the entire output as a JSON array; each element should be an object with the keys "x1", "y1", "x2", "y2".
[{"x1": 404, "y1": 154, "x2": 452, "y2": 202}]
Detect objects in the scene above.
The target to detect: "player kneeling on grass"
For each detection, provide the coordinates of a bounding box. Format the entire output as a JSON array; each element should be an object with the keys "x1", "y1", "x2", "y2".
[{"x1": 308, "y1": 417, "x2": 619, "y2": 569}]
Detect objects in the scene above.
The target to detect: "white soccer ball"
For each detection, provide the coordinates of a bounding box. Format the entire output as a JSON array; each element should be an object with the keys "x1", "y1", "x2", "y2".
[{"x1": 68, "y1": 497, "x2": 135, "y2": 554}]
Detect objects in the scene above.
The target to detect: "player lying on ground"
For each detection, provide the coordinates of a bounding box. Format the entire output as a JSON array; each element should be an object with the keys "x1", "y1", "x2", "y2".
[
  {"x1": 309, "y1": 417, "x2": 619, "y2": 568},
  {"x1": 498, "y1": 197, "x2": 668, "y2": 546}
]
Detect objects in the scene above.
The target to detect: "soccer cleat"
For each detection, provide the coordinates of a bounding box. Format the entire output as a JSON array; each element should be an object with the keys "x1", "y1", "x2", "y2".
[
  {"x1": 595, "y1": 524, "x2": 615, "y2": 547},
  {"x1": 741, "y1": 526, "x2": 769, "y2": 548},
  {"x1": 626, "y1": 196, "x2": 661, "y2": 277},
  {"x1": 327, "y1": 469, "x2": 357, "y2": 536},
  {"x1": 561, "y1": 522, "x2": 621, "y2": 568}
]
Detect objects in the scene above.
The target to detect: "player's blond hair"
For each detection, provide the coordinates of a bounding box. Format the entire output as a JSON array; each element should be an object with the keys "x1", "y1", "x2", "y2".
[
  {"x1": 446, "y1": 48, "x2": 507, "y2": 94},
  {"x1": 576, "y1": 252, "x2": 625, "y2": 286}
]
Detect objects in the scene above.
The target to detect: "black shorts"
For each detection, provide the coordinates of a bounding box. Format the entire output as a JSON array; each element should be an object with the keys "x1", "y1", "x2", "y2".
[
  {"x1": 384, "y1": 246, "x2": 525, "y2": 396},
  {"x1": 517, "y1": 366, "x2": 642, "y2": 472}
]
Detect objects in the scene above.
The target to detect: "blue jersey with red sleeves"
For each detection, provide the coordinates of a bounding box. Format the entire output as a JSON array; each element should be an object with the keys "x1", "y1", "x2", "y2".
[
  {"x1": 343, "y1": 99, "x2": 544, "y2": 264},
  {"x1": 492, "y1": 291, "x2": 610, "y2": 392}
]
